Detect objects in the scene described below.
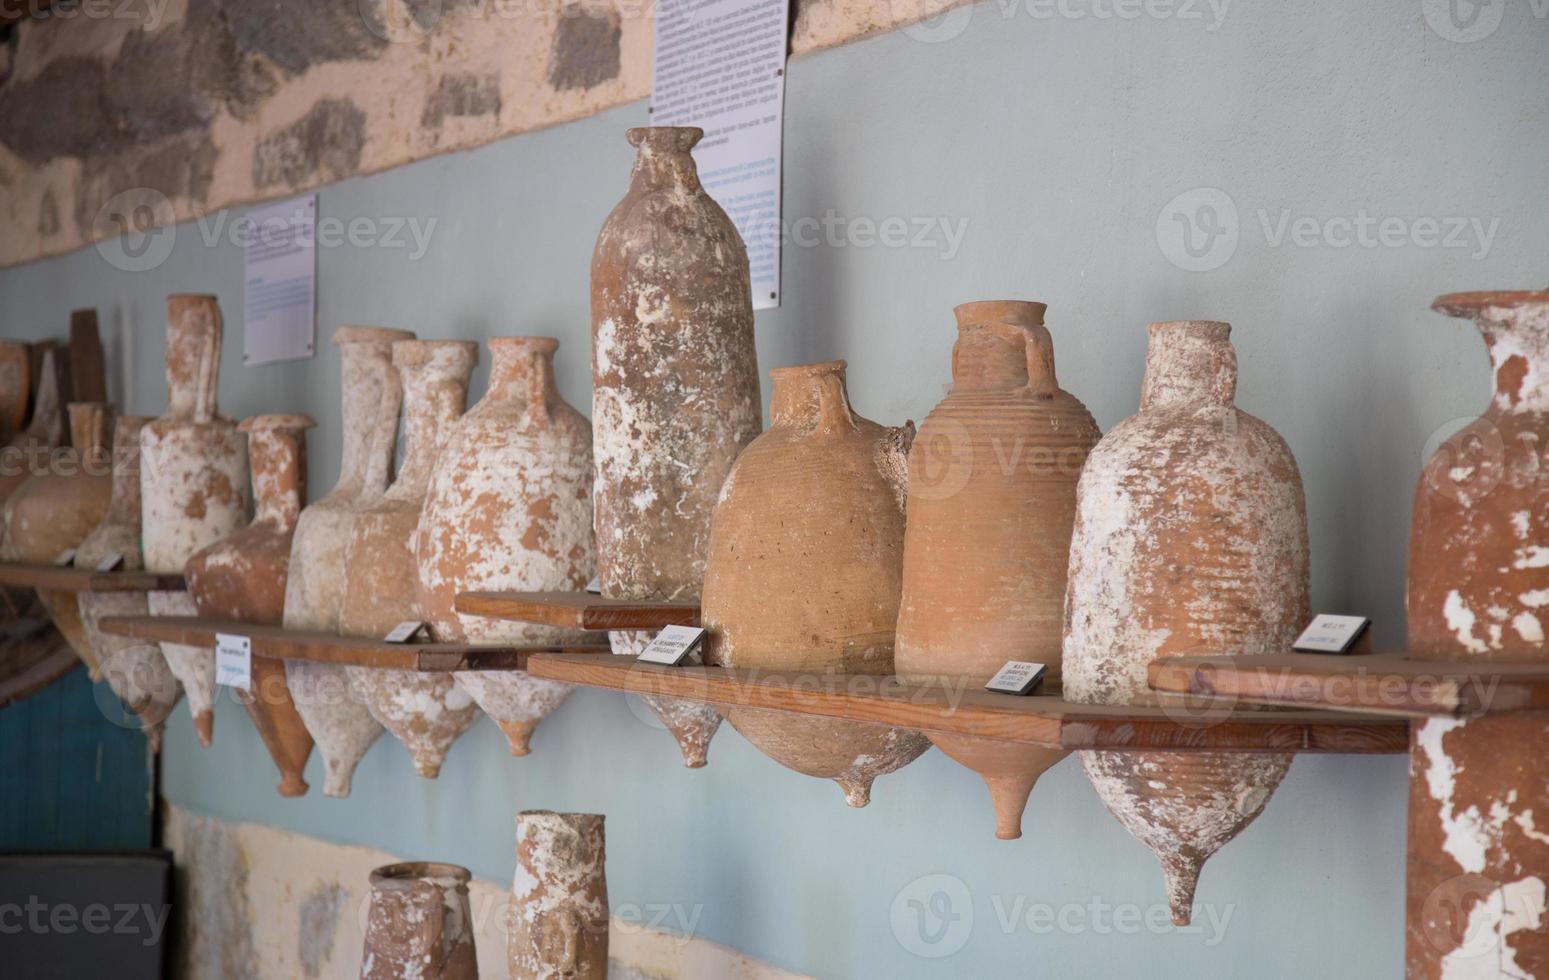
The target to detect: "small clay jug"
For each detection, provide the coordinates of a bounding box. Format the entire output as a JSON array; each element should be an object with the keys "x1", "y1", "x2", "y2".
[
  {"x1": 702, "y1": 361, "x2": 930, "y2": 806},
  {"x1": 283, "y1": 326, "x2": 414, "y2": 796},
  {"x1": 338, "y1": 340, "x2": 476, "y2": 783},
  {"x1": 0, "y1": 345, "x2": 64, "y2": 510},
  {"x1": 76, "y1": 415, "x2": 181, "y2": 751},
  {"x1": 510, "y1": 811, "x2": 607, "y2": 980},
  {"x1": 0, "y1": 341, "x2": 29, "y2": 443},
  {"x1": 895, "y1": 301, "x2": 1101, "y2": 840},
  {"x1": 141, "y1": 294, "x2": 250, "y2": 747},
  {"x1": 186, "y1": 415, "x2": 316, "y2": 797},
  {"x1": 1062, "y1": 320, "x2": 1309, "y2": 924},
  {"x1": 591, "y1": 125, "x2": 764, "y2": 767},
  {"x1": 417, "y1": 337, "x2": 591, "y2": 758},
  {"x1": 361, "y1": 862, "x2": 478, "y2": 980}
]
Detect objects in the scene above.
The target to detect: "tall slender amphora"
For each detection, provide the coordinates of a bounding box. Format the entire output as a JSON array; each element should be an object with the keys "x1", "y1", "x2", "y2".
[
  {"x1": 339, "y1": 340, "x2": 477, "y2": 783},
  {"x1": 360, "y1": 862, "x2": 477, "y2": 980},
  {"x1": 417, "y1": 337, "x2": 592, "y2": 758},
  {"x1": 142, "y1": 294, "x2": 249, "y2": 747},
  {"x1": 1062, "y1": 321, "x2": 1309, "y2": 924},
  {"x1": 510, "y1": 811, "x2": 608, "y2": 980},
  {"x1": 590, "y1": 126, "x2": 762, "y2": 767},
  {"x1": 284, "y1": 327, "x2": 414, "y2": 796},
  {"x1": 1407, "y1": 291, "x2": 1549, "y2": 978},
  {"x1": 895, "y1": 301, "x2": 1100, "y2": 839}
]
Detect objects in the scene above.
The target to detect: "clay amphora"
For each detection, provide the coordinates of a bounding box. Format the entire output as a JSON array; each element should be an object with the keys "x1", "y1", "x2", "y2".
[
  {"x1": 141, "y1": 294, "x2": 250, "y2": 747},
  {"x1": 75, "y1": 415, "x2": 181, "y2": 751},
  {"x1": 338, "y1": 340, "x2": 476, "y2": 783},
  {"x1": 0, "y1": 341, "x2": 29, "y2": 443},
  {"x1": 360, "y1": 862, "x2": 478, "y2": 980},
  {"x1": 282, "y1": 326, "x2": 414, "y2": 796},
  {"x1": 1062, "y1": 320, "x2": 1309, "y2": 924},
  {"x1": 4, "y1": 402, "x2": 115, "y2": 673},
  {"x1": 0, "y1": 345, "x2": 64, "y2": 510},
  {"x1": 702, "y1": 360, "x2": 929, "y2": 806},
  {"x1": 510, "y1": 811, "x2": 607, "y2": 980},
  {"x1": 591, "y1": 125, "x2": 762, "y2": 767},
  {"x1": 186, "y1": 415, "x2": 316, "y2": 797},
  {"x1": 414, "y1": 337, "x2": 590, "y2": 758},
  {"x1": 895, "y1": 301, "x2": 1101, "y2": 840}
]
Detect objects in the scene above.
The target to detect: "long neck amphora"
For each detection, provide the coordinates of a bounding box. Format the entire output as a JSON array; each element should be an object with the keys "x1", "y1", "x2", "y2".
[
  {"x1": 241, "y1": 415, "x2": 315, "y2": 531},
  {"x1": 950, "y1": 300, "x2": 1060, "y2": 396},
  {"x1": 66, "y1": 402, "x2": 114, "y2": 475},
  {"x1": 164, "y1": 294, "x2": 223, "y2": 423},
  {"x1": 1139, "y1": 320, "x2": 1238, "y2": 413},
  {"x1": 383, "y1": 341, "x2": 477, "y2": 503},
  {"x1": 331, "y1": 325, "x2": 416, "y2": 504}
]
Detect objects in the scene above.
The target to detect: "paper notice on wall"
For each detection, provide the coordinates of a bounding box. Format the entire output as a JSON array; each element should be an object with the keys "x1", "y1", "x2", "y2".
[
  {"x1": 242, "y1": 194, "x2": 317, "y2": 365},
  {"x1": 652, "y1": 0, "x2": 789, "y2": 310}
]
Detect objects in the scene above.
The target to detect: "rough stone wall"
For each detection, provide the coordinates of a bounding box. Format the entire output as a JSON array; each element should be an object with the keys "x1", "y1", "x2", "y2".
[{"x1": 0, "y1": 0, "x2": 967, "y2": 268}]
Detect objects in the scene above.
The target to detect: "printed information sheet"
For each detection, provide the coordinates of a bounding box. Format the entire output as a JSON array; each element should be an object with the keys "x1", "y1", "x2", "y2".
[{"x1": 242, "y1": 194, "x2": 317, "y2": 365}]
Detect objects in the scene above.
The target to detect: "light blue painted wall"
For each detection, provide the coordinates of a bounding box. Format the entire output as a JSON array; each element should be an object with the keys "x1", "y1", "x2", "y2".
[{"x1": 3, "y1": 1, "x2": 1547, "y2": 975}]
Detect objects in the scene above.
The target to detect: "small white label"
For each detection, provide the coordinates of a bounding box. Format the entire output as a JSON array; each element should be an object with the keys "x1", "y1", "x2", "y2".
[
  {"x1": 637, "y1": 625, "x2": 706, "y2": 666},
  {"x1": 985, "y1": 660, "x2": 1048, "y2": 696},
  {"x1": 215, "y1": 633, "x2": 252, "y2": 691},
  {"x1": 53, "y1": 549, "x2": 76, "y2": 567},
  {"x1": 384, "y1": 621, "x2": 426, "y2": 643},
  {"x1": 1293, "y1": 614, "x2": 1371, "y2": 655},
  {"x1": 95, "y1": 553, "x2": 124, "y2": 572},
  {"x1": 585, "y1": 577, "x2": 602, "y2": 595}
]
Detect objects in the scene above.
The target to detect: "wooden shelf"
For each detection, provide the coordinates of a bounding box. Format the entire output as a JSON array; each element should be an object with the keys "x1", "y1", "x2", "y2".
[
  {"x1": 0, "y1": 561, "x2": 185, "y2": 593},
  {"x1": 98, "y1": 616, "x2": 609, "y2": 672},
  {"x1": 525, "y1": 653, "x2": 1406, "y2": 753},
  {"x1": 454, "y1": 590, "x2": 700, "y2": 631},
  {"x1": 1147, "y1": 653, "x2": 1549, "y2": 718}
]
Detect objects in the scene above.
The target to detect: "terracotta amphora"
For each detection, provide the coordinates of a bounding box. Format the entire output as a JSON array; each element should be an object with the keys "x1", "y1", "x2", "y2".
[
  {"x1": 0, "y1": 341, "x2": 29, "y2": 443},
  {"x1": 895, "y1": 301, "x2": 1101, "y2": 840},
  {"x1": 186, "y1": 415, "x2": 316, "y2": 797},
  {"x1": 0, "y1": 345, "x2": 64, "y2": 510},
  {"x1": 509, "y1": 811, "x2": 607, "y2": 980},
  {"x1": 417, "y1": 337, "x2": 592, "y2": 758},
  {"x1": 75, "y1": 415, "x2": 181, "y2": 751},
  {"x1": 4, "y1": 402, "x2": 116, "y2": 673},
  {"x1": 702, "y1": 360, "x2": 929, "y2": 806},
  {"x1": 591, "y1": 125, "x2": 762, "y2": 767},
  {"x1": 282, "y1": 326, "x2": 414, "y2": 795},
  {"x1": 1062, "y1": 320, "x2": 1309, "y2": 925},
  {"x1": 331, "y1": 340, "x2": 475, "y2": 792},
  {"x1": 141, "y1": 294, "x2": 250, "y2": 748},
  {"x1": 360, "y1": 862, "x2": 478, "y2": 980}
]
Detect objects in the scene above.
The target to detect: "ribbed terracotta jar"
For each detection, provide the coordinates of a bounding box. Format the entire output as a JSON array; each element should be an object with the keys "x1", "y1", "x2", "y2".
[
  {"x1": 4, "y1": 402, "x2": 115, "y2": 674},
  {"x1": 895, "y1": 301, "x2": 1101, "y2": 840},
  {"x1": 283, "y1": 326, "x2": 414, "y2": 796},
  {"x1": 335, "y1": 340, "x2": 476, "y2": 791},
  {"x1": 75, "y1": 415, "x2": 181, "y2": 751},
  {"x1": 702, "y1": 361, "x2": 929, "y2": 806},
  {"x1": 186, "y1": 415, "x2": 316, "y2": 797},
  {"x1": 417, "y1": 337, "x2": 591, "y2": 758},
  {"x1": 510, "y1": 811, "x2": 607, "y2": 980},
  {"x1": 1062, "y1": 320, "x2": 1309, "y2": 925},
  {"x1": 141, "y1": 294, "x2": 250, "y2": 748},
  {"x1": 361, "y1": 862, "x2": 477, "y2": 980},
  {"x1": 590, "y1": 125, "x2": 762, "y2": 766}
]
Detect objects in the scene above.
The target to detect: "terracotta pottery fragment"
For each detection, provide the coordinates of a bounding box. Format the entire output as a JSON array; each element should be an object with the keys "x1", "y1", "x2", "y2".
[
  {"x1": 895, "y1": 301, "x2": 1101, "y2": 840},
  {"x1": 417, "y1": 337, "x2": 591, "y2": 758},
  {"x1": 141, "y1": 294, "x2": 250, "y2": 748},
  {"x1": 360, "y1": 861, "x2": 478, "y2": 980},
  {"x1": 0, "y1": 341, "x2": 29, "y2": 443},
  {"x1": 75, "y1": 415, "x2": 181, "y2": 751},
  {"x1": 338, "y1": 340, "x2": 476, "y2": 783},
  {"x1": 703, "y1": 360, "x2": 929, "y2": 806},
  {"x1": 510, "y1": 811, "x2": 607, "y2": 980},
  {"x1": 0, "y1": 345, "x2": 64, "y2": 509},
  {"x1": 1406, "y1": 291, "x2": 1549, "y2": 977},
  {"x1": 1062, "y1": 320, "x2": 1309, "y2": 924},
  {"x1": 591, "y1": 125, "x2": 762, "y2": 767},
  {"x1": 186, "y1": 415, "x2": 317, "y2": 797},
  {"x1": 282, "y1": 326, "x2": 414, "y2": 795}
]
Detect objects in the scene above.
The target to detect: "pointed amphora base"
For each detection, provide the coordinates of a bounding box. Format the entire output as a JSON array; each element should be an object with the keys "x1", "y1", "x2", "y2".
[
  {"x1": 931, "y1": 733, "x2": 1067, "y2": 840},
  {"x1": 724, "y1": 706, "x2": 930, "y2": 808}
]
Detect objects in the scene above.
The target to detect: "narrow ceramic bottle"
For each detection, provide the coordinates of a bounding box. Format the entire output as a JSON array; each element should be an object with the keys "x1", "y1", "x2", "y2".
[
  {"x1": 283, "y1": 326, "x2": 414, "y2": 796},
  {"x1": 416, "y1": 337, "x2": 592, "y2": 758},
  {"x1": 895, "y1": 301, "x2": 1100, "y2": 840},
  {"x1": 702, "y1": 361, "x2": 930, "y2": 806},
  {"x1": 141, "y1": 294, "x2": 250, "y2": 747},
  {"x1": 186, "y1": 415, "x2": 316, "y2": 797},
  {"x1": 510, "y1": 811, "x2": 607, "y2": 980},
  {"x1": 1062, "y1": 320, "x2": 1309, "y2": 925},
  {"x1": 339, "y1": 340, "x2": 477, "y2": 781},
  {"x1": 360, "y1": 862, "x2": 478, "y2": 980},
  {"x1": 590, "y1": 125, "x2": 763, "y2": 766}
]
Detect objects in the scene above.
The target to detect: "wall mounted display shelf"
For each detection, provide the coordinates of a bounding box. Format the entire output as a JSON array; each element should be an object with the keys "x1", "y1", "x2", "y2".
[
  {"x1": 0, "y1": 561, "x2": 185, "y2": 593},
  {"x1": 454, "y1": 591, "x2": 701, "y2": 631}
]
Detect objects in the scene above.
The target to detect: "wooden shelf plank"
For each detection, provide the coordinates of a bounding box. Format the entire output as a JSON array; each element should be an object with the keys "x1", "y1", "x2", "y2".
[
  {"x1": 0, "y1": 562, "x2": 185, "y2": 593},
  {"x1": 1147, "y1": 653, "x2": 1549, "y2": 718},
  {"x1": 454, "y1": 591, "x2": 700, "y2": 631},
  {"x1": 97, "y1": 616, "x2": 608, "y2": 672},
  {"x1": 526, "y1": 653, "x2": 1406, "y2": 753}
]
